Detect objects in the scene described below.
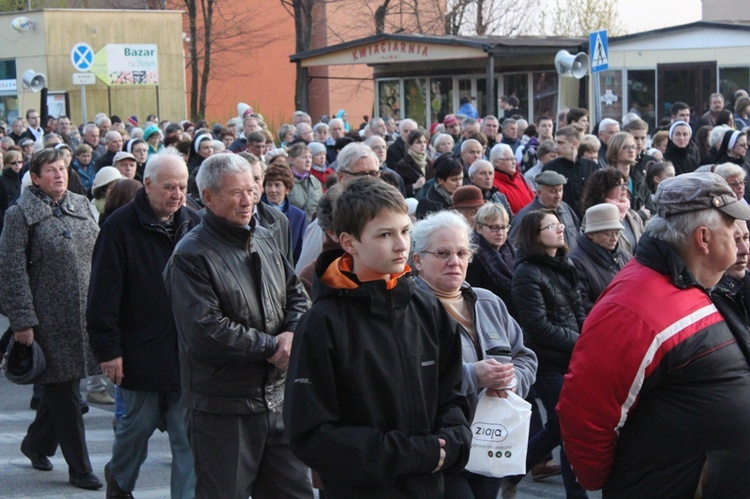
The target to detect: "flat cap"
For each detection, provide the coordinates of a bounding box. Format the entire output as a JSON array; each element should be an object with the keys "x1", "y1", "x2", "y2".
[
  {"x1": 535, "y1": 170, "x2": 567, "y2": 186},
  {"x1": 654, "y1": 172, "x2": 750, "y2": 220}
]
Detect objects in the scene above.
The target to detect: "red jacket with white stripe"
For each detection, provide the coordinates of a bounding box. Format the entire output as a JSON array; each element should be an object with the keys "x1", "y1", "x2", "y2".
[{"x1": 557, "y1": 232, "x2": 750, "y2": 498}]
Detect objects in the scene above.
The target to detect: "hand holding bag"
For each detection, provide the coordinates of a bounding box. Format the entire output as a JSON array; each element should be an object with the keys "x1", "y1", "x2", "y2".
[{"x1": 465, "y1": 390, "x2": 532, "y2": 477}]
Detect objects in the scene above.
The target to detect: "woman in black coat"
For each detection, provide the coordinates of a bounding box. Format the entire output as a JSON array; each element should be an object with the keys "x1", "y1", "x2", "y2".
[
  {"x1": 0, "y1": 149, "x2": 24, "y2": 233},
  {"x1": 510, "y1": 208, "x2": 587, "y2": 498},
  {"x1": 415, "y1": 153, "x2": 463, "y2": 219},
  {"x1": 569, "y1": 203, "x2": 631, "y2": 313},
  {"x1": 664, "y1": 121, "x2": 698, "y2": 175},
  {"x1": 395, "y1": 129, "x2": 433, "y2": 197},
  {"x1": 715, "y1": 130, "x2": 750, "y2": 202},
  {"x1": 466, "y1": 202, "x2": 517, "y2": 316}
]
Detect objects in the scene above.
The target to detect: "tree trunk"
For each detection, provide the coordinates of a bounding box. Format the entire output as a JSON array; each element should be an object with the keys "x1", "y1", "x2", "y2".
[
  {"x1": 198, "y1": 0, "x2": 214, "y2": 119},
  {"x1": 185, "y1": 0, "x2": 199, "y2": 120},
  {"x1": 374, "y1": 0, "x2": 391, "y2": 34}
]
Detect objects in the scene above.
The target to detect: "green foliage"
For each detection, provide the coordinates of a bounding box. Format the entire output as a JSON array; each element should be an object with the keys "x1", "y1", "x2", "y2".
[{"x1": 543, "y1": 0, "x2": 625, "y2": 37}]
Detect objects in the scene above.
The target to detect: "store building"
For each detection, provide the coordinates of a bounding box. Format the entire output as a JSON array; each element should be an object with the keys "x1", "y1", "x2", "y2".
[
  {"x1": 0, "y1": 9, "x2": 185, "y2": 124},
  {"x1": 292, "y1": 21, "x2": 750, "y2": 131}
]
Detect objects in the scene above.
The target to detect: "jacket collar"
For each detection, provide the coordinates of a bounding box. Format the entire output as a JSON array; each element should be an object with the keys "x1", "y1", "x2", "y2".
[
  {"x1": 634, "y1": 231, "x2": 702, "y2": 290},
  {"x1": 17, "y1": 187, "x2": 90, "y2": 226},
  {"x1": 202, "y1": 207, "x2": 255, "y2": 248},
  {"x1": 133, "y1": 187, "x2": 194, "y2": 239}
]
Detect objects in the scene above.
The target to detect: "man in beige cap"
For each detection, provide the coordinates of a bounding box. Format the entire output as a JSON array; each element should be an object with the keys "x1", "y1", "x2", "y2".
[{"x1": 559, "y1": 172, "x2": 750, "y2": 497}]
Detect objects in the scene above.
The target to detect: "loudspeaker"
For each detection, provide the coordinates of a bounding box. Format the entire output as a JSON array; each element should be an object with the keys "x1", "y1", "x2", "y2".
[
  {"x1": 554, "y1": 50, "x2": 589, "y2": 79},
  {"x1": 22, "y1": 70, "x2": 46, "y2": 92}
]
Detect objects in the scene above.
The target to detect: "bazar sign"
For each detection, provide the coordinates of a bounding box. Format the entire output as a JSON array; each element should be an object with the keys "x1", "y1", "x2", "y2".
[
  {"x1": 301, "y1": 40, "x2": 485, "y2": 67},
  {"x1": 91, "y1": 44, "x2": 159, "y2": 86}
]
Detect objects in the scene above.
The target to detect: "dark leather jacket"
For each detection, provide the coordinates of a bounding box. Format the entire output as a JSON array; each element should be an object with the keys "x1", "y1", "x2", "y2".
[{"x1": 164, "y1": 209, "x2": 310, "y2": 415}]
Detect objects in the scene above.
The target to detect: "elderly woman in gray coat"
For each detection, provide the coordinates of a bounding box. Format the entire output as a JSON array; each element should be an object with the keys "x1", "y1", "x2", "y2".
[
  {"x1": 411, "y1": 210, "x2": 537, "y2": 499},
  {"x1": 0, "y1": 148, "x2": 102, "y2": 490}
]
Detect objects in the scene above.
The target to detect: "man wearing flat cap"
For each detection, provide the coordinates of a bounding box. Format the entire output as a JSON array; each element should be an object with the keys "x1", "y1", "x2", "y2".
[
  {"x1": 509, "y1": 170, "x2": 580, "y2": 250},
  {"x1": 558, "y1": 172, "x2": 750, "y2": 497}
]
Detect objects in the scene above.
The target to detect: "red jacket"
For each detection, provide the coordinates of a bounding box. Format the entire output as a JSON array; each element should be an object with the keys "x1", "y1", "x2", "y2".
[
  {"x1": 558, "y1": 233, "x2": 750, "y2": 497},
  {"x1": 492, "y1": 170, "x2": 534, "y2": 214}
]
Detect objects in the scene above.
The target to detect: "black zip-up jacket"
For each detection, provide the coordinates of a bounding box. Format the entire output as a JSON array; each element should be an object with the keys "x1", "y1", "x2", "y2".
[
  {"x1": 164, "y1": 209, "x2": 310, "y2": 414},
  {"x1": 511, "y1": 249, "x2": 586, "y2": 374},
  {"x1": 284, "y1": 249, "x2": 470, "y2": 499},
  {"x1": 87, "y1": 188, "x2": 200, "y2": 392}
]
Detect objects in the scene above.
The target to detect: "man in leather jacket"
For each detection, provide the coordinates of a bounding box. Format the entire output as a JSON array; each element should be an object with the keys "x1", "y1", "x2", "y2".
[{"x1": 164, "y1": 154, "x2": 313, "y2": 499}]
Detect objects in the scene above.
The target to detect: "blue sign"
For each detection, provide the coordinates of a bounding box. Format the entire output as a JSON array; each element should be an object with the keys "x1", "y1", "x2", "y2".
[
  {"x1": 70, "y1": 43, "x2": 94, "y2": 72},
  {"x1": 589, "y1": 30, "x2": 609, "y2": 73}
]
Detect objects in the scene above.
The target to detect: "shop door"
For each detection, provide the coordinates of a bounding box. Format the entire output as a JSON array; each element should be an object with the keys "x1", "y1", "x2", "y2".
[{"x1": 657, "y1": 62, "x2": 716, "y2": 123}]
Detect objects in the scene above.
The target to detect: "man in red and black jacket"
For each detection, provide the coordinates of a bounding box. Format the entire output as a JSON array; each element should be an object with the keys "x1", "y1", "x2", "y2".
[{"x1": 558, "y1": 172, "x2": 750, "y2": 498}]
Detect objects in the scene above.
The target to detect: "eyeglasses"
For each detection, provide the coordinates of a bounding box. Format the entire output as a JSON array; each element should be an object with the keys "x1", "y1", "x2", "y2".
[
  {"x1": 540, "y1": 223, "x2": 565, "y2": 232},
  {"x1": 736, "y1": 142, "x2": 749, "y2": 149},
  {"x1": 498, "y1": 157, "x2": 515, "y2": 162},
  {"x1": 621, "y1": 145, "x2": 637, "y2": 151},
  {"x1": 422, "y1": 248, "x2": 474, "y2": 261},
  {"x1": 481, "y1": 224, "x2": 510, "y2": 233},
  {"x1": 340, "y1": 169, "x2": 381, "y2": 178},
  {"x1": 728, "y1": 180, "x2": 747, "y2": 189},
  {"x1": 618, "y1": 182, "x2": 628, "y2": 189},
  {"x1": 598, "y1": 230, "x2": 621, "y2": 238},
  {"x1": 7, "y1": 160, "x2": 23, "y2": 165}
]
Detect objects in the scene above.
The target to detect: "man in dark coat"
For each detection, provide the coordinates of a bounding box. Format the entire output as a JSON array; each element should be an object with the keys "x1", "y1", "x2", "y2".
[
  {"x1": 385, "y1": 118, "x2": 417, "y2": 169},
  {"x1": 543, "y1": 126, "x2": 601, "y2": 219},
  {"x1": 87, "y1": 149, "x2": 200, "y2": 498},
  {"x1": 94, "y1": 131, "x2": 124, "y2": 171}
]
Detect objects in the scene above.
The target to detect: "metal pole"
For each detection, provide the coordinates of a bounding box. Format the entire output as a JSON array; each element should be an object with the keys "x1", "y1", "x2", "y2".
[
  {"x1": 593, "y1": 73, "x2": 602, "y2": 125},
  {"x1": 486, "y1": 55, "x2": 495, "y2": 116},
  {"x1": 107, "y1": 86, "x2": 112, "y2": 116},
  {"x1": 156, "y1": 85, "x2": 160, "y2": 119},
  {"x1": 80, "y1": 85, "x2": 87, "y2": 124}
]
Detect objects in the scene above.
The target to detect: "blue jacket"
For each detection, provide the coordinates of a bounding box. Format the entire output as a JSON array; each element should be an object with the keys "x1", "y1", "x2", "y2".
[{"x1": 261, "y1": 194, "x2": 307, "y2": 264}]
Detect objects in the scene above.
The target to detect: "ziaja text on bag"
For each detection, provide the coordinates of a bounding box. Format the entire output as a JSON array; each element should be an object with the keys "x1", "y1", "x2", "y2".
[{"x1": 465, "y1": 391, "x2": 531, "y2": 478}]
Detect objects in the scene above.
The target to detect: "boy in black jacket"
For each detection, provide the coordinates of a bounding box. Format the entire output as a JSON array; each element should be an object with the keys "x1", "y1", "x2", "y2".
[{"x1": 284, "y1": 177, "x2": 470, "y2": 498}]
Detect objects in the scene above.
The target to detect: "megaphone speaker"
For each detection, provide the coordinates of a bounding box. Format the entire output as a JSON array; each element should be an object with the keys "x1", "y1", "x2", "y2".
[
  {"x1": 22, "y1": 70, "x2": 46, "y2": 92},
  {"x1": 554, "y1": 50, "x2": 590, "y2": 79}
]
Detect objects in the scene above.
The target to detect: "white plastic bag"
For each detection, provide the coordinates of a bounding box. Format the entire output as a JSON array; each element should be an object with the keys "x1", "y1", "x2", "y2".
[{"x1": 465, "y1": 391, "x2": 532, "y2": 477}]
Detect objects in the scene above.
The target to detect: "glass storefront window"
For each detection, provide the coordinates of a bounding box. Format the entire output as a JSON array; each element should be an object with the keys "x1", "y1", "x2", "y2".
[
  {"x1": 598, "y1": 70, "x2": 623, "y2": 122},
  {"x1": 627, "y1": 70, "x2": 656, "y2": 132},
  {"x1": 476, "y1": 78, "x2": 487, "y2": 117},
  {"x1": 0, "y1": 59, "x2": 18, "y2": 123},
  {"x1": 430, "y1": 77, "x2": 453, "y2": 123},
  {"x1": 404, "y1": 78, "x2": 427, "y2": 127},
  {"x1": 502, "y1": 74, "x2": 528, "y2": 118},
  {"x1": 378, "y1": 80, "x2": 401, "y2": 121},
  {"x1": 720, "y1": 67, "x2": 750, "y2": 112},
  {"x1": 532, "y1": 71, "x2": 557, "y2": 122}
]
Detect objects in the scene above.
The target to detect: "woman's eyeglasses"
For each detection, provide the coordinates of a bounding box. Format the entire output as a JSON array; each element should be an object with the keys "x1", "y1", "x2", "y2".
[
  {"x1": 481, "y1": 224, "x2": 510, "y2": 233},
  {"x1": 422, "y1": 248, "x2": 474, "y2": 261},
  {"x1": 540, "y1": 223, "x2": 565, "y2": 232}
]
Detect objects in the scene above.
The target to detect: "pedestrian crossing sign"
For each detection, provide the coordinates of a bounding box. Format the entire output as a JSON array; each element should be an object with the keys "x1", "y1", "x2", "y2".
[{"x1": 589, "y1": 30, "x2": 609, "y2": 73}]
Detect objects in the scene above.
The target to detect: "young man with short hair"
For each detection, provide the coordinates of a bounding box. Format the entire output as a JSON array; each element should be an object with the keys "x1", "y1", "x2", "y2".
[{"x1": 285, "y1": 177, "x2": 470, "y2": 498}]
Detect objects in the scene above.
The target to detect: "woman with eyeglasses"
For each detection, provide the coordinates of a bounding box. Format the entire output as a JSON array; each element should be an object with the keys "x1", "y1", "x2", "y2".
[
  {"x1": 714, "y1": 162, "x2": 748, "y2": 206},
  {"x1": 714, "y1": 130, "x2": 750, "y2": 203},
  {"x1": 509, "y1": 208, "x2": 588, "y2": 499},
  {"x1": 569, "y1": 203, "x2": 631, "y2": 313},
  {"x1": 582, "y1": 168, "x2": 645, "y2": 256},
  {"x1": 0, "y1": 148, "x2": 24, "y2": 233},
  {"x1": 466, "y1": 202, "x2": 518, "y2": 317},
  {"x1": 411, "y1": 210, "x2": 537, "y2": 499},
  {"x1": 606, "y1": 131, "x2": 655, "y2": 221}
]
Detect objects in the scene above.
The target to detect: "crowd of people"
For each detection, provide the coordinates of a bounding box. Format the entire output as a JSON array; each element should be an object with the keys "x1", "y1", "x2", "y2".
[{"x1": 1, "y1": 88, "x2": 750, "y2": 499}]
